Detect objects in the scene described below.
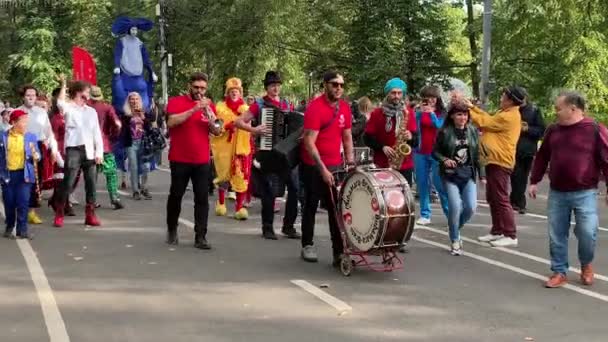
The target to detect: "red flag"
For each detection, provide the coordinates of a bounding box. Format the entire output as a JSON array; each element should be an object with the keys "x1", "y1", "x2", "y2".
[{"x1": 71, "y1": 46, "x2": 97, "y2": 85}]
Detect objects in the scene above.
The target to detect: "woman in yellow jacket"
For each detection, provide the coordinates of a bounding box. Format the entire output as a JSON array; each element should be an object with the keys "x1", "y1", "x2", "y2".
[
  {"x1": 462, "y1": 86, "x2": 526, "y2": 248},
  {"x1": 211, "y1": 78, "x2": 251, "y2": 220}
]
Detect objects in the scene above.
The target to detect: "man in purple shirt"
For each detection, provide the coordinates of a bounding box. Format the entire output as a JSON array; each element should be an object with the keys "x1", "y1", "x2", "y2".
[{"x1": 529, "y1": 91, "x2": 608, "y2": 289}]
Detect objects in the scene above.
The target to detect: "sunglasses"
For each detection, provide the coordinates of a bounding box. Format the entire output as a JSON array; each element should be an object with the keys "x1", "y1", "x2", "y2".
[{"x1": 329, "y1": 82, "x2": 345, "y2": 89}]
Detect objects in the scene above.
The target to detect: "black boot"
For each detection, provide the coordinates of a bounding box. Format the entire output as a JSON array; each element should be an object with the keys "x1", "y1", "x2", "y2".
[
  {"x1": 166, "y1": 227, "x2": 179, "y2": 245},
  {"x1": 194, "y1": 234, "x2": 211, "y2": 250},
  {"x1": 281, "y1": 225, "x2": 301, "y2": 239},
  {"x1": 262, "y1": 225, "x2": 278, "y2": 240}
]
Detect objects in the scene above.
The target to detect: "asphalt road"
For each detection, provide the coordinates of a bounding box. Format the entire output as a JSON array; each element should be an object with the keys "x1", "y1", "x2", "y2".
[{"x1": 1, "y1": 166, "x2": 608, "y2": 342}]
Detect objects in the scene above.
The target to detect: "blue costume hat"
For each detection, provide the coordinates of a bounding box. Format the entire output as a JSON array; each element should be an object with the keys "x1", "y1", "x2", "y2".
[
  {"x1": 111, "y1": 16, "x2": 154, "y2": 36},
  {"x1": 384, "y1": 78, "x2": 407, "y2": 95}
]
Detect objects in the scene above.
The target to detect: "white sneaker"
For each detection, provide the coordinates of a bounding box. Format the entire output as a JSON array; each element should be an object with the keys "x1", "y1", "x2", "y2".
[
  {"x1": 489, "y1": 237, "x2": 518, "y2": 247},
  {"x1": 478, "y1": 234, "x2": 503, "y2": 242},
  {"x1": 450, "y1": 240, "x2": 463, "y2": 256},
  {"x1": 417, "y1": 217, "x2": 431, "y2": 225},
  {"x1": 227, "y1": 192, "x2": 237, "y2": 200}
]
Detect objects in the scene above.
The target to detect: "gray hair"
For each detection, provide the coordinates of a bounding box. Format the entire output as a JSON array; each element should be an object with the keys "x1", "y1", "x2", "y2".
[{"x1": 557, "y1": 90, "x2": 586, "y2": 111}]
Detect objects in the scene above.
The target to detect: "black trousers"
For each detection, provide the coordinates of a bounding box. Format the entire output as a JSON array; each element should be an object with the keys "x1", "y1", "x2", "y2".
[
  {"x1": 510, "y1": 155, "x2": 534, "y2": 210},
  {"x1": 399, "y1": 168, "x2": 413, "y2": 187},
  {"x1": 300, "y1": 164, "x2": 343, "y2": 257},
  {"x1": 57, "y1": 146, "x2": 97, "y2": 206},
  {"x1": 252, "y1": 168, "x2": 299, "y2": 230},
  {"x1": 166, "y1": 162, "x2": 210, "y2": 238}
]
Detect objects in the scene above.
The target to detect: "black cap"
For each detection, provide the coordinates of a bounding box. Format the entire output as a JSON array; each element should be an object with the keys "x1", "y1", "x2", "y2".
[
  {"x1": 263, "y1": 71, "x2": 282, "y2": 87},
  {"x1": 504, "y1": 86, "x2": 527, "y2": 105}
]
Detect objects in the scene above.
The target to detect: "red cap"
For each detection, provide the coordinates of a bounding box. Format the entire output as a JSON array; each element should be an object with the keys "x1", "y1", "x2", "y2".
[{"x1": 9, "y1": 109, "x2": 27, "y2": 124}]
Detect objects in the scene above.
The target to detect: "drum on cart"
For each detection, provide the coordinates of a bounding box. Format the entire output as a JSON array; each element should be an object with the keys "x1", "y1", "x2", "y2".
[{"x1": 339, "y1": 168, "x2": 416, "y2": 253}]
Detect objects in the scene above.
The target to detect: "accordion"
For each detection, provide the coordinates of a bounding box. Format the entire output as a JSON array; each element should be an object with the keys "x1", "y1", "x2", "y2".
[{"x1": 254, "y1": 107, "x2": 304, "y2": 175}]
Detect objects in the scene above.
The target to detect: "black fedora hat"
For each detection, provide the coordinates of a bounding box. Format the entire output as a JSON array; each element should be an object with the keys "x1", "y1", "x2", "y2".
[{"x1": 263, "y1": 71, "x2": 282, "y2": 87}]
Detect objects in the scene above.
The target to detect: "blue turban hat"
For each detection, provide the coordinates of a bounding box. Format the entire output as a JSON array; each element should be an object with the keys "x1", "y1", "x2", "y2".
[
  {"x1": 111, "y1": 16, "x2": 154, "y2": 36},
  {"x1": 384, "y1": 78, "x2": 407, "y2": 95}
]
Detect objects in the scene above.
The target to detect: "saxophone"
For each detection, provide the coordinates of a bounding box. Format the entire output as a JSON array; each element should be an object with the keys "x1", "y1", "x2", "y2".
[{"x1": 389, "y1": 109, "x2": 412, "y2": 169}]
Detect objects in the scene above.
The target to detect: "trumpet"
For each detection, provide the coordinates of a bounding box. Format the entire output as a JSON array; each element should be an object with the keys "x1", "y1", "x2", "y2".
[{"x1": 194, "y1": 94, "x2": 223, "y2": 133}]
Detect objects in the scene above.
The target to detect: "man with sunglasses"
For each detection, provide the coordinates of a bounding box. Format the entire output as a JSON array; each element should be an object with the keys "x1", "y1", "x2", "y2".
[
  {"x1": 300, "y1": 71, "x2": 354, "y2": 264},
  {"x1": 165, "y1": 72, "x2": 221, "y2": 250},
  {"x1": 235, "y1": 71, "x2": 301, "y2": 240}
]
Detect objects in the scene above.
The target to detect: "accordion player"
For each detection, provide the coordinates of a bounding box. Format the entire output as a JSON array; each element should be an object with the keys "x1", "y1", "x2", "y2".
[{"x1": 253, "y1": 106, "x2": 304, "y2": 176}]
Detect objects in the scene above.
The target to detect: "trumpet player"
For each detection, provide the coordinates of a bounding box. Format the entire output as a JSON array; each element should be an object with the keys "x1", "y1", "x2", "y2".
[
  {"x1": 165, "y1": 72, "x2": 221, "y2": 249},
  {"x1": 364, "y1": 78, "x2": 418, "y2": 185}
]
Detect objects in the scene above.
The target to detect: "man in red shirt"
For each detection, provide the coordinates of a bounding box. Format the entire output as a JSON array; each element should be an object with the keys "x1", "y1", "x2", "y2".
[
  {"x1": 88, "y1": 86, "x2": 124, "y2": 210},
  {"x1": 529, "y1": 91, "x2": 608, "y2": 288},
  {"x1": 300, "y1": 70, "x2": 354, "y2": 264},
  {"x1": 165, "y1": 72, "x2": 221, "y2": 249},
  {"x1": 364, "y1": 77, "x2": 418, "y2": 184},
  {"x1": 235, "y1": 71, "x2": 301, "y2": 240}
]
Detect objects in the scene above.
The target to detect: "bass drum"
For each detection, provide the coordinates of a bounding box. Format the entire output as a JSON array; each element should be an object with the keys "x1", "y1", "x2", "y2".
[{"x1": 339, "y1": 168, "x2": 415, "y2": 252}]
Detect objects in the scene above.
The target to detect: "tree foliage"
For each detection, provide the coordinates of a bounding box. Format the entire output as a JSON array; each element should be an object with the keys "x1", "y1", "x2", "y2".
[{"x1": 1, "y1": 0, "x2": 608, "y2": 123}]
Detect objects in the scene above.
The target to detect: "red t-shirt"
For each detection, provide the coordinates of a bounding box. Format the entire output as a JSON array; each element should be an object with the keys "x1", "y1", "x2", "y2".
[
  {"x1": 248, "y1": 96, "x2": 292, "y2": 118},
  {"x1": 419, "y1": 112, "x2": 439, "y2": 155},
  {"x1": 365, "y1": 107, "x2": 417, "y2": 170},
  {"x1": 166, "y1": 95, "x2": 216, "y2": 164},
  {"x1": 300, "y1": 95, "x2": 352, "y2": 168}
]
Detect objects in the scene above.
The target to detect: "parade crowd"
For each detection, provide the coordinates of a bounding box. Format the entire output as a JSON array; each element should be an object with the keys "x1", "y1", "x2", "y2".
[{"x1": 1, "y1": 68, "x2": 607, "y2": 289}]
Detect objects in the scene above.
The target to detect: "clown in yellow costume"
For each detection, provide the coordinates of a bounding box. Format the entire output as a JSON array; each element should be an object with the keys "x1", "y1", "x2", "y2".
[{"x1": 211, "y1": 78, "x2": 252, "y2": 220}]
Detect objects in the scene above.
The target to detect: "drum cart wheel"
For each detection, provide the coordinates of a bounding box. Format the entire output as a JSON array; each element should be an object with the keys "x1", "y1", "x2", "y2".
[{"x1": 340, "y1": 255, "x2": 353, "y2": 276}]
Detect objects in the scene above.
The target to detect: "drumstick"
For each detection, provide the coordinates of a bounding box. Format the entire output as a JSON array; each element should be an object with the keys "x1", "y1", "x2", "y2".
[{"x1": 29, "y1": 142, "x2": 41, "y2": 199}]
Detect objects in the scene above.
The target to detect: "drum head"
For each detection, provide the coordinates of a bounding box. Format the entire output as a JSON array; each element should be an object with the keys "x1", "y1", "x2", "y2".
[{"x1": 340, "y1": 172, "x2": 383, "y2": 252}]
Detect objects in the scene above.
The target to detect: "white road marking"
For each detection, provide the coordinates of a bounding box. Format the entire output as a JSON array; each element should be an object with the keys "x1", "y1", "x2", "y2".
[
  {"x1": 290, "y1": 280, "x2": 352, "y2": 314},
  {"x1": 412, "y1": 236, "x2": 608, "y2": 303},
  {"x1": 0, "y1": 207, "x2": 70, "y2": 341},
  {"x1": 477, "y1": 201, "x2": 608, "y2": 232},
  {"x1": 416, "y1": 225, "x2": 608, "y2": 283}
]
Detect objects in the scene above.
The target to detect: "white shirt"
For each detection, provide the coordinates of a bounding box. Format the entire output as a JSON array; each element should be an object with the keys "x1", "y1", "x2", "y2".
[
  {"x1": 57, "y1": 99, "x2": 104, "y2": 161},
  {"x1": 19, "y1": 105, "x2": 63, "y2": 167}
]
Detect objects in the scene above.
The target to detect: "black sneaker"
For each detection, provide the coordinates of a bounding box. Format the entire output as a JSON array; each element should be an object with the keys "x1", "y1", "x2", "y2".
[
  {"x1": 281, "y1": 226, "x2": 301, "y2": 239},
  {"x1": 112, "y1": 200, "x2": 124, "y2": 210},
  {"x1": 141, "y1": 189, "x2": 152, "y2": 200},
  {"x1": 262, "y1": 227, "x2": 278, "y2": 240},
  {"x1": 518, "y1": 208, "x2": 527, "y2": 215},
  {"x1": 3, "y1": 230, "x2": 14, "y2": 239},
  {"x1": 166, "y1": 229, "x2": 179, "y2": 245},
  {"x1": 194, "y1": 238, "x2": 211, "y2": 250},
  {"x1": 133, "y1": 192, "x2": 142, "y2": 201}
]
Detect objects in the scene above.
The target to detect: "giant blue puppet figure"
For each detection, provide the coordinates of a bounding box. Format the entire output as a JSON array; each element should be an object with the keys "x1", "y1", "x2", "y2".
[{"x1": 111, "y1": 16, "x2": 157, "y2": 113}]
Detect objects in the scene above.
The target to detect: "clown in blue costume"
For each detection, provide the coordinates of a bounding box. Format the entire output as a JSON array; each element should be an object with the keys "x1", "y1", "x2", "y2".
[
  {"x1": 111, "y1": 16, "x2": 158, "y2": 182},
  {"x1": 111, "y1": 16, "x2": 157, "y2": 113}
]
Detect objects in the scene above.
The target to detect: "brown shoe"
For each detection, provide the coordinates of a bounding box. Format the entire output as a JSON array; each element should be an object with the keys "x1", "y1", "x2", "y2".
[
  {"x1": 545, "y1": 273, "x2": 568, "y2": 288},
  {"x1": 581, "y1": 264, "x2": 594, "y2": 286}
]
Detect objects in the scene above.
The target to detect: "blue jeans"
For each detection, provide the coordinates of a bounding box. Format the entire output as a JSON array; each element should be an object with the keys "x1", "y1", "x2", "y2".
[
  {"x1": 127, "y1": 139, "x2": 150, "y2": 193},
  {"x1": 414, "y1": 153, "x2": 448, "y2": 219},
  {"x1": 548, "y1": 189, "x2": 598, "y2": 274},
  {"x1": 2, "y1": 171, "x2": 33, "y2": 235},
  {"x1": 444, "y1": 179, "x2": 477, "y2": 242}
]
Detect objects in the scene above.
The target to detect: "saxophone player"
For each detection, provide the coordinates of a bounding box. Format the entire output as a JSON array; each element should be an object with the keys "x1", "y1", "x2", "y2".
[{"x1": 364, "y1": 78, "x2": 418, "y2": 185}]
